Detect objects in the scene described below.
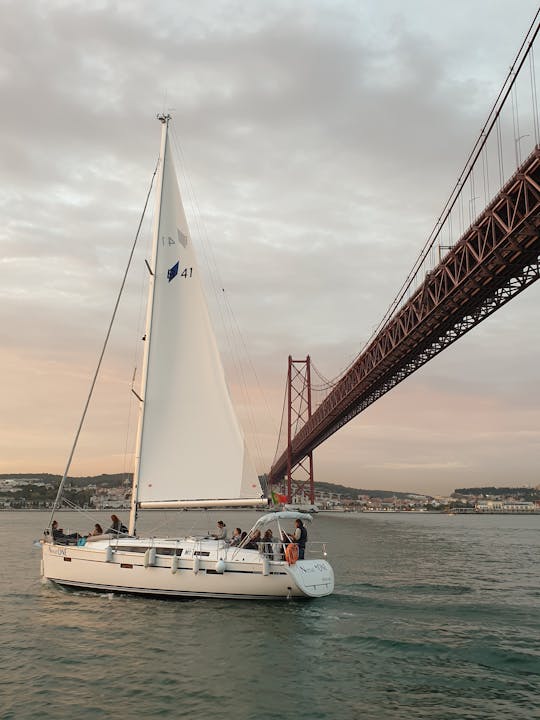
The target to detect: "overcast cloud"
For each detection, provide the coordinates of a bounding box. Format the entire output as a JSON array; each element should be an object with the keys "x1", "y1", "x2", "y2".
[{"x1": 1, "y1": 0, "x2": 539, "y2": 494}]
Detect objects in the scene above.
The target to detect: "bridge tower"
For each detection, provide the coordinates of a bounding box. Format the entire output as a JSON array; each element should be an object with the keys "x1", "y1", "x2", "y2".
[{"x1": 285, "y1": 356, "x2": 315, "y2": 504}]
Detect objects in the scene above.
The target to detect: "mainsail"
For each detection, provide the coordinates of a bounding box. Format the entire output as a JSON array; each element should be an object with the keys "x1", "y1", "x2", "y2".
[{"x1": 134, "y1": 122, "x2": 264, "y2": 509}]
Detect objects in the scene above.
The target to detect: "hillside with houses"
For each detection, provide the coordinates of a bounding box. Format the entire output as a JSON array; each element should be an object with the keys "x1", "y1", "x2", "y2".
[{"x1": 1, "y1": 474, "x2": 539, "y2": 512}]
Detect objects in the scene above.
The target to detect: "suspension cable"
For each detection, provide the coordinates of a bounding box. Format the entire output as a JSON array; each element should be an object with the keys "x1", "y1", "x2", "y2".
[{"x1": 369, "y1": 10, "x2": 540, "y2": 345}]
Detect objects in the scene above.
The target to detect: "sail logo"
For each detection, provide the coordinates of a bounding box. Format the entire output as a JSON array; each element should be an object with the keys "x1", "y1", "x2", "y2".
[
  {"x1": 168, "y1": 262, "x2": 193, "y2": 281},
  {"x1": 168, "y1": 261, "x2": 179, "y2": 282}
]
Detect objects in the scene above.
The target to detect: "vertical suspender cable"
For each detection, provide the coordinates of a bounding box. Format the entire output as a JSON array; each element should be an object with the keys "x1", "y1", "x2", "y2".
[
  {"x1": 529, "y1": 49, "x2": 540, "y2": 144},
  {"x1": 496, "y1": 117, "x2": 505, "y2": 186}
]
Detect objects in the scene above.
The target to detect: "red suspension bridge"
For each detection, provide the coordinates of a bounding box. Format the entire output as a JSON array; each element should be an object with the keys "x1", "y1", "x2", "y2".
[{"x1": 268, "y1": 14, "x2": 540, "y2": 503}]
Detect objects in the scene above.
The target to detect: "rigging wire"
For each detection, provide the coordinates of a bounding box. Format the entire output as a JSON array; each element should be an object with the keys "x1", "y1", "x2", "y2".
[
  {"x1": 47, "y1": 157, "x2": 160, "y2": 529},
  {"x1": 169, "y1": 126, "x2": 267, "y2": 465},
  {"x1": 60, "y1": 496, "x2": 103, "y2": 530},
  {"x1": 221, "y1": 287, "x2": 272, "y2": 469},
  {"x1": 122, "y1": 208, "x2": 155, "y2": 483}
]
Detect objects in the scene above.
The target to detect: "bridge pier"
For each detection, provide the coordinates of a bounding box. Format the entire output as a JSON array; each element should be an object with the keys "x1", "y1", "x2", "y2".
[{"x1": 271, "y1": 356, "x2": 315, "y2": 504}]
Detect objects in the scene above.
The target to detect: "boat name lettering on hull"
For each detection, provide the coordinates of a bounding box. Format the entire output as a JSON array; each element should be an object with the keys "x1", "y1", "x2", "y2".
[
  {"x1": 297, "y1": 562, "x2": 328, "y2": 574},
  {"x1": 48, "y1": 546, "x2": 67, "y2": 557}
]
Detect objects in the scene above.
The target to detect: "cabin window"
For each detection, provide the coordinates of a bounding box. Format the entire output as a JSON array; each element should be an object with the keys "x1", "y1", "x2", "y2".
[
  {"x1": 116, "y1": 546, "x2": 147, "y2": 553},
  {"x1": 194, "y1": 551, "x2": 210, "y2": 557},
  {"x1": 120, "y1": 563, "x2": 133, "y2": 569},
  {"x1": 156, "y1": 548, "x2": 183, "y2": 556}
]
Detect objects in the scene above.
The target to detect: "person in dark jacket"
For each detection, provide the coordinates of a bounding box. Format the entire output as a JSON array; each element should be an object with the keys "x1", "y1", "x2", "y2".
[
  {"x1": 293, "y1": 519, "x2": 308, "y2": 560},
  {"x1": 51, "y1": 520, "x2": 80, "y2": 544}
]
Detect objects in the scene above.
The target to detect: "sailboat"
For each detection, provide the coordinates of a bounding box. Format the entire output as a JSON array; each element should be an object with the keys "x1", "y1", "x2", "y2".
[{"x1": 40, "y1": 115, "x2": 334, "y2": 600}]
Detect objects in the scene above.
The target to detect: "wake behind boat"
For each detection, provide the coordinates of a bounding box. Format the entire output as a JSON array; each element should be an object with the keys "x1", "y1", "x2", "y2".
[{"x1": 40, "y1": 115, "x2": 334, "y2": 600}]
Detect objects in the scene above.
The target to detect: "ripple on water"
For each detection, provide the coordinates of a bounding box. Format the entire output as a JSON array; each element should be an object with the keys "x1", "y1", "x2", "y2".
[{"x1": 2, "y1": 511, "x2": 540, "y2": 719}]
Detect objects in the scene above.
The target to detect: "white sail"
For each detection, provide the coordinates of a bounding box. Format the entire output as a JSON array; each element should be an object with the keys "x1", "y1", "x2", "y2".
[{"x1": 135, "y1": 126, "x2": 263, "y2": 507}]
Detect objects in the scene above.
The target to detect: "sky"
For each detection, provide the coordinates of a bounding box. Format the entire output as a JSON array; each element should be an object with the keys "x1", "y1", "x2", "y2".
[{"x1": 1, "y1": 0, "x2": 539, "y2": 495}]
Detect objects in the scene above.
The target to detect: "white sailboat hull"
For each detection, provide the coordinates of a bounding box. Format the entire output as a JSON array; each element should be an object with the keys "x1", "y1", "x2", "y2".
[{"x1": 41, "y1": 538, "x2": 334, "y2": 600}]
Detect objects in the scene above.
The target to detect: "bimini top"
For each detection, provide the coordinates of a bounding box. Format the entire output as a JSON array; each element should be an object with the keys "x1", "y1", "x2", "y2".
[{"x1": 251, "y1": 511, "x2": 313, "y2": 532}]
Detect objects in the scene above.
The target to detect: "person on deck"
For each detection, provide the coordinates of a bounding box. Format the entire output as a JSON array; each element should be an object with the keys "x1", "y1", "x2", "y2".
[
  {"x1": 244, "y1": 529, "x2": 261, "y2": 550},
  {"x1": 212, "y1": 520, "x2": 227, "y2": 540},
  {"x1": 262, "y1": 528, "x2": 274, "y2": 557},
  {"x1": 106, "y1": 515, "x2": 128, "y2": 535},
  {"x1": 293, "y1": 519, "x2": 308, "y2": 560},
  {"x1": 229, "y1": 527, "x2": 242, "y2": 546},
  {"x1": 51, "y1": 520, "x2": 80, "y2": 544},
  {"x1": 51, "y1": 520, "x2": 63, "y2": 541},
  {"x1": 89, "y1": 523, "x2": 103, "y2": 536}
]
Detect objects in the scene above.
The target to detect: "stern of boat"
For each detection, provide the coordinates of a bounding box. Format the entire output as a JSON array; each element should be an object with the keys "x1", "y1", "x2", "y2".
[{"x1": 287, "y1": 559, "x2": 334, "y2": 597}]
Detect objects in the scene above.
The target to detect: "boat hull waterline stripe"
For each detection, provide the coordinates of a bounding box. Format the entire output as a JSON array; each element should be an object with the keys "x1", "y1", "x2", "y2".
[{"x1": 50, "y1": 579, "x2": 299, "y2": 601}]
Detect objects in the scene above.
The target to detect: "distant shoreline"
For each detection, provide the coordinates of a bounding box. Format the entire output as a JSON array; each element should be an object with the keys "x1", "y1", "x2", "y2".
[
  {"x1": 0, "y1": 508, "x2": 129, "y2": 513},
  {"x1": 3, "y1": 507, "x2": 539, "y2": 516}
]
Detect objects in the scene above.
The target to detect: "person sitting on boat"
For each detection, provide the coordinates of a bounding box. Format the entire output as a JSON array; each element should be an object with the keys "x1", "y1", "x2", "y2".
[
  {"x1": 262, "y1": 529, "x2": 274, "y2": 557},
  {"x1": 106, "y1": 514, "x2": 128, "y2": 535},
  {"x1": 88, "y1": 523, "x2": 103, "y2": 537},
  {"x1": 244, "y1": 529, "x2": 262, "y2": 550},
  {"x1": 229, "y1": 527, "x2": 242, "y2": 546},
  {"x1": 292, "y1": 519, "x2": 308, "y2": 560},
  {"x1": 212, "y1": 520, "x2": 227, "y2": 540},
  {"x1": 51, "y1": 520, "x2": 80, "y2": 545},
  {"x1": 51, "y1": 520, "x2": 63, "y2": 541}
]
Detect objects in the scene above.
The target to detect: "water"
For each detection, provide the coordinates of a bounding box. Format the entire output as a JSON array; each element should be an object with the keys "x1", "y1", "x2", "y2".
[{"x1": 1, "y1": 511, "x2": 539, "y2": 719}]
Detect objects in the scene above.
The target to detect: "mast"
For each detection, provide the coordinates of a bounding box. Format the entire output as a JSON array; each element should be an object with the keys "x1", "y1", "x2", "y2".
[{"x1": 128, "y1": 114, "x2": 170, "y2": 535}]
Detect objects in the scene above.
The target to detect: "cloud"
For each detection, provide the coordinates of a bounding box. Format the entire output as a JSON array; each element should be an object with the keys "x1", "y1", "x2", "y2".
[{"x1": 1, "y1": 0, "x2": 539, "y2": 493}]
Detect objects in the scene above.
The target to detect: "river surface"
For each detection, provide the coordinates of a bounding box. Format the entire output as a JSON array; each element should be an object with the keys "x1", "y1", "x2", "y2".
[{"x1": 1, "y1": 510, "x2": 539, "y2": 719}]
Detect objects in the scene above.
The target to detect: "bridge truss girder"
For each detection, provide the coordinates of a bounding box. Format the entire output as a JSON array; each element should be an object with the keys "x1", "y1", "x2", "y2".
[{"x1": 271, "y1": 147, "x2": 540, "y2": 481}]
